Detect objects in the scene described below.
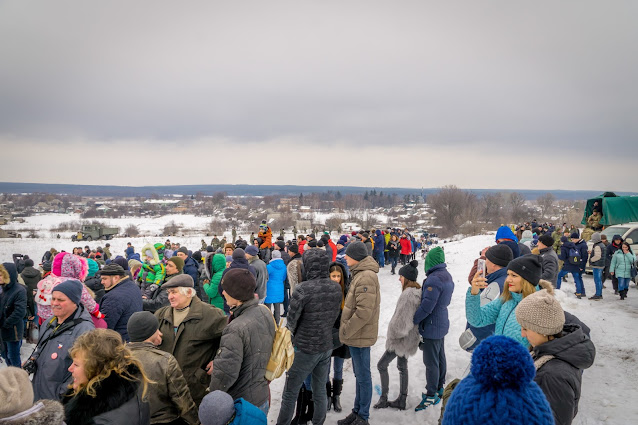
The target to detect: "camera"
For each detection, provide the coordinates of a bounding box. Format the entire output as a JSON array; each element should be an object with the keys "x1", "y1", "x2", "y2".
[{"x1": 23, "y1": 357, "x2": 37, "y2": 375}]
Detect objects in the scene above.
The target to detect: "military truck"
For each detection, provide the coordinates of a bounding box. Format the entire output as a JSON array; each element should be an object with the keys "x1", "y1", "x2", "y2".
[{"x1": 72, "y1": 224, "x2": 118, "y2": 241}]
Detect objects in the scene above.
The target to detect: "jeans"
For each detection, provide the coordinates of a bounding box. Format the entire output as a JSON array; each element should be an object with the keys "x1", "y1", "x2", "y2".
[
  {"x1": 592, "y1": 268, "x2": 603, "y2": 296},
  {"x1": 375, "y1": 251, "x2": 385, "y2": 267},
  {"x1": 276, "y1": 349, "x2": 332, "y2": 425},
  {"x1": 349, "y1": 346, "x2": 372, "y2": 420},
  {"x1": 328, "y1": 356, "x2": 344, "y2": 381},
  {"x1": 265, "y1": 303, "x2": 281, "y2": 323},
  {"x1": 389, "y1": 256, "x2": 398, "y2": 272},
  {"x1": 1, "y1": 340, "x2": 22, "y2": 367},
  {"x1": 421, "y1": 337, "x2": 446, "y2": 396},
  {"x1": 556, "y1": 270, "x2": 585, "y2": 294},
  {"x1": 618, "y1": 277, "x2": 631, "y2": 292},
  {"x1": 283, "y1": 284, "x2": 290, "y2": 315},
  {"x1": 377, "y1": 350, "x2": 408, "y2": 397}
]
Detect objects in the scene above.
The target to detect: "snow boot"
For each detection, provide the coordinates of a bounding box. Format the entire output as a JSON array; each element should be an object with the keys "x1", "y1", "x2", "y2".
[
  {"x1": 337, "y1": 412, "x2": 358, "y2": 425},
  {"x1": 388, "y1": 394, "x2": 407, "y2": 410},
  {"x1": 332, "y1": 379, "x2": 343, "y2": 412},
  {"x1": 415, "y1": 393, "x2": 440, "y2": 412},
  {"x1": 326, "y1": 380, "x2": 332, "y2": 411},
  {"x1": 373, "y1": 395, "x2": 389, "y2": 409},
  {"x1": 301, "y1": 390, "x2": 314, "y2": 423},
  {"x1": 291, "y1": 387, "x2": 306, "y2": 425}
]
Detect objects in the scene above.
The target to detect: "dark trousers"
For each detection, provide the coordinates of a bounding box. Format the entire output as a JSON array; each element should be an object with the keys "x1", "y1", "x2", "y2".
[
  {"x1": 265, "y1": 303, "x2": 281, "y2": 323},
  {"x1": 389, "y1": 256, "x2": 398, "y2": 272},
  {"x1": 377, "y1": 350, "x2": 408, "y2": 397},
  {"x1": 421, "y1": 337, "x2": 446, "y2": 396},
  {"x1": 283, "y1": 282, "x2": 290, "y2": 315}
]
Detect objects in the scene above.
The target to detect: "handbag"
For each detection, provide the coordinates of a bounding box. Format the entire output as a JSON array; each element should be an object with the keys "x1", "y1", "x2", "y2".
[{"x1": 630, "y1": 264, "x2": 637, "y2": 280}]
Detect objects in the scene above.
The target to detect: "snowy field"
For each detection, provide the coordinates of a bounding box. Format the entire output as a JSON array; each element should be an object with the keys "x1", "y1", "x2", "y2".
[{"x1": 2, "y1": 227, "x2": 637, "y2": 424}]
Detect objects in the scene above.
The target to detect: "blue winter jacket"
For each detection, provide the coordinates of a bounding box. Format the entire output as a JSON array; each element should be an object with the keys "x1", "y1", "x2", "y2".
[
  {"x1": 464, "y1": 267, "x2": 507, "y2": 350},
  {"x1": 100, "y1": 277, "x2": 143, "y2": 342},
  {"x1": 373, "y1": 230, "x2": 385, "y2": 254},
  {"x1": 125, "y1": 246, "x2": 135, "y2": 260},
  {"x1": 413, "y1": 263, "x2": 454, "y2": 340},
  {"x1": 466, "y1": 288, "x2": 529, "y2": 348},
  {"x1": 182, "y1": 256, "x2": 201, "y2": 296},
  {"x1": 231, "y1": 398, "x2": 267, "y2": 424},
  {"x1": 265, "y1": 258, "x2": 286, "y2": 303}
]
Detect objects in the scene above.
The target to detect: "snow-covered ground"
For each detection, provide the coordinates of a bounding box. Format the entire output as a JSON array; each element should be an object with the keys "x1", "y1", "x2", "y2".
[{"x1": 2, "y1": 231, "x2": 637, "y2": 424}]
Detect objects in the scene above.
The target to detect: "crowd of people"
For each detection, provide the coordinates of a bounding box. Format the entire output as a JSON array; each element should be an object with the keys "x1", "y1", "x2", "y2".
[{"x1": 0, "y1": 216, "x2": 633, "y2": 425}]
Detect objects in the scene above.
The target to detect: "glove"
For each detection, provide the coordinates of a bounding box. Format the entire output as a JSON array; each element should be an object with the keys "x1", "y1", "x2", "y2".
[{"x1": 91, "y1": 304, "x2": 105, "y2": 319}]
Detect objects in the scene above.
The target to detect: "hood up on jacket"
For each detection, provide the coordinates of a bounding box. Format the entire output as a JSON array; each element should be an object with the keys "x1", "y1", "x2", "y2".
[
  {"x1": 533, "y1": 324, "x2": 595, "y2": 370},
  {"x1": 303, "y1": 248, "x2": 331, "y2": 280}
]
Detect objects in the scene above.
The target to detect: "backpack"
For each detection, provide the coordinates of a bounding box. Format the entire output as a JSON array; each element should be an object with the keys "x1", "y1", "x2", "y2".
[
  {"x1": 262, "y1": 306, "x2": 294, "y2": 381},
  {"x1": 567, "y1": 246, "x2": 582, "y2": 266}
]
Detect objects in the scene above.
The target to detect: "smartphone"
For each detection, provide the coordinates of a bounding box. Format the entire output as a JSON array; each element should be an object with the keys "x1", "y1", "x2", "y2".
[{"x1": 477, "y1": 259, "x2": 486, "y2": 277}]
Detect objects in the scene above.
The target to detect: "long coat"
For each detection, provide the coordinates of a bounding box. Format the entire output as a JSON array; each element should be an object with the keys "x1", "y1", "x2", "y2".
[
  {"x1": 0, "y1": 263, "x2": 27, "y2": 343},
  {"x1": 386, "y1": 287, "x2": 421, "y2": 358},
  {"x1": 265, "y1": 258, "x2": 286, "y2": 303},
  {"x1": 155, "y1": 297, "x2": 226, "y2": 405}
]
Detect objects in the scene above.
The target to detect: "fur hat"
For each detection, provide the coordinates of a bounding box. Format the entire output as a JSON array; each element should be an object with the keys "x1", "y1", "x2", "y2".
[
  {"x1": 127, "y1": 311, "x2": 159, "y2": 343},
  {"x1": 168, "y1": 256, "x2": 185, "y2": 273},
  {"x1": 345, "y1": 241, "x2": 368, "y2": 261},
  {"x1": 163, "y1": 274, "x2": 194, "y2": 289},
  {"x1": 0, "y1": 367, "x2": 34, "y2": 418},
  {"x1": 224, "y1": 243, "x2": 235, "y2": 252},
  {"x1": 507, "y1": 254, "x2": 542, "y2": 286},
  {"x1": 442, "y1": 336, "x2": 554, "y2": 425},
  {"x1": 515, "y1": 289, "x2": 564, "y2": 336},
  {"x1": 485, "y1": 244, "x2": 513, "y2": 268},
  {"x1": 222, "y1": 268, "x2": 256, "y2": 302},
  {"x1": 399, "y1": 260, "x2": 419, "y2": 282}
]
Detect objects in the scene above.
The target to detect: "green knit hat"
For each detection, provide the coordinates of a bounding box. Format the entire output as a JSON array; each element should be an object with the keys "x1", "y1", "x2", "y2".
[{"x1": 424, "y1": 247, "x2": 445, "y2": 272}]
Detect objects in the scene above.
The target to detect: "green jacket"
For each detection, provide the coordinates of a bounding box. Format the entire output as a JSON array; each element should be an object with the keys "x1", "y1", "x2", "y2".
[
  {"x1": 204, "y1": 253, "x2": 227, "y2": 311},
  {"x1": 384, "y1": 232, "x2": 391, "y2": 252}
]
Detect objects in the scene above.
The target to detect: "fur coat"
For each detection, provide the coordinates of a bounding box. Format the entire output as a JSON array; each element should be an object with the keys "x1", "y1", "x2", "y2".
[
  {"x1": 385, "y1": 287, "x2": 422, "y2": 358},
  {"x1": 0, "y1": 399, "x2": 65, "y2": 425}
]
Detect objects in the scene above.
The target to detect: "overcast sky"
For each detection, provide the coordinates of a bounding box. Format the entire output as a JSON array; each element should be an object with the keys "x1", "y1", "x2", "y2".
[{"x1": 1, "y1": 1, "x2": 636, "y2": 191}]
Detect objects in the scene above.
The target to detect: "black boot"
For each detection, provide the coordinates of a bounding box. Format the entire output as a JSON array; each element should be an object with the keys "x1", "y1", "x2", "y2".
[
  {"x1": 326, "y1": 381, "x2": 332, "y2": 411},
  {"x1": 388, "y1": 394, "x2": 407, "y2": 410},
  {"x1": 373, "y1": 395, "x2": 389, "y2": 409},
  {"x1": 332, "y1": 379, "x2": 343, "y2": 413},
  {"x1": 291, "y1": 387, "x2": 306, "y2": 425},
  {"x1": 301, "y1": 390, "x2": 314, "y2": 423}
]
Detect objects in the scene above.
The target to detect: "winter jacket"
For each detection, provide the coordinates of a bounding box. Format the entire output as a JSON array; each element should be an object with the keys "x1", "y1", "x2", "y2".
[
  {"x1": 287, "y1": 254, "x2": 303, "y2": 293},
  {"x1": 605, "y1": 239, "x2": 622, "y2": 268},
  {"x1": 209, "y1": 298, "x2": 275, "y2": 407},
  {"x1": 204, "y1": 253, "x2": 227, "y2": 310},
  {"x1": 258, "y1": 227, "x2": 272, "y2": 249},
  {"x1": 142, "y1": 274, "x2": 172, "y2": 313},
  {"x1": 610, "y1": 250, "x2": 636, "y2": 278},
  {"x1": 335, "y1": 246, "x2": 349, "y2": 276},
  {"x1": 183, "y1": 256, "x2": 202, "y2": 299},
  {"x1": 399, "y1": 237, "x2": 412, "y2": 255},
  {"x1": 558, "y1": 241, "x2": 585, "y2": 273},
  {"x1": 363, "y1": 238, "x2": 373, "y2": 256},
  {"x1": 373, "y1": 230, "x2": 385, "y2": 254},
  {"x1": 298, "y1": 239, "x2": 306, "y2": 255},
  {"x1": 589, "y1": 241, "x2": 606, "y2": 268},
  {"x1": 413, "y1": 263, "x2": 454, "y2": 340},
  {"x1": 464, "y1": 267, "x2": 507, "y2": 349},
  {"x1": 101, "y1": 277, "x2": 143, "y2": 342},
  {"x1": 0, "y1": 399, "x2": 65, "y2": 425},
  {"x1": 20, "y1": 265, "x2": 41, "y2": 318},
  {"x1": 287, "y1": 249, "x2": 342, "y2": 354},
  {"x1": 340, "y1": 256, "x2": 380, "y2": 348},
  {"x1": 32, "y1": 305, "x2": 95, "y2": 401},
  {"x1": 83, "y1": 275, "x2": 105, "y2": 304},
  {"x1": 327, "y1": 239, "x2": 338, "y2": 262},
  {"x1": 384, "y1": 232, "x2": 392, "y2": 252},
  {"x1": 532, "y1": 324, "x2": 596, "y2": 425},
  {"x1": 125, "y1": 246, "x2": 135, "y2": 260},
  {"x1": 323, "y1": 238, "x2": 334, "y2": 263},
  {"x1": 329, "y1": 262, "x2": 350, "y2": 359},
  {"x1": 248, "y1": 257, "x2": 269, "y2": 300},
  {"x1": 264, "y1": 258, "x2": 286, "y2": 303},
  {"x1": 518, "y1": 242, "x2": 532, "y2": 256},
  {"x1": 1, "y1": 263, "x2": 27, "y2": 343},
  {"x1": 387, "y1": 240, "x2": 400, "y2": 258},
  {"x1": 386, "y1": 287, "x2": 421, "y2": 357},
  {"x1": 539, "y1": 246, "x2": 559, "y2": 284},
  {"x1": 574, "y1": 239, "x2": 589, "y2": 271},
  {"x1": 155, "y1": 297, "x2": 227, "y2": 405},
  {"x1": 128, "y1": 342, "x2": 198, "y2": 425},
  {"x1": 63, "y1": 364, "x2": 150, "y2": 425},
  {"x1": 36, "y1": 276, "x2": 98, "y2": 323}
]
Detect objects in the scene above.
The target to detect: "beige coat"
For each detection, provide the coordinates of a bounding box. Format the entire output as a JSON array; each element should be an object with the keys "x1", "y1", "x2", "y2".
[{"x1": 339, "y1": 256, "x2": 380, "y2": 348}]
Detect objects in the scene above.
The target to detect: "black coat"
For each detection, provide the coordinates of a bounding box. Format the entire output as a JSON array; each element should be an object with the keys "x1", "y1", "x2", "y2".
[
  {"x1": 63, "y1": 364, "x2": 150, "y2": 425},
  {"x1": 21, "y1": 265, "x2": 41, "y2": 317},
  {"x1": 84, "y1": 275, "x2": 105, "y2": 304},
  {"x1": 532, "y1": 324, "x2": 595, "y2": 425},
  {"x1": 286, "y1": 249, "x2": 342, "y2": 354},
  {"x1": 0, "y1": 262, "x2": 27, "y2": 342},
  {"x1": 330, "y1": 262, "x2": 351, "y2": 359}
]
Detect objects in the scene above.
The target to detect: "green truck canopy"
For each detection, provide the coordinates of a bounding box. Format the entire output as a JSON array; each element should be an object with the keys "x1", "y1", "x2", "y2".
[{"x1": 582, "y1": 192, "x2": 638, "y2": 226}]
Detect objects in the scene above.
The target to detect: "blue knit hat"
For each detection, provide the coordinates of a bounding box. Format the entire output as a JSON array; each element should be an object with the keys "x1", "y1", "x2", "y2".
[
  {"x1": 442, "y1": 336, "x2": 554, "y2": 425},
  {"x1": 53, "y1": 279, "x2": 83, "y2": 305}
]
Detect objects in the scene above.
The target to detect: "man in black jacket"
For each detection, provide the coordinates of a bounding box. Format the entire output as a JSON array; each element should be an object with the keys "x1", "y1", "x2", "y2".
[{"x1": 276, "y1": 249, "x2": 342, "y2": 425}]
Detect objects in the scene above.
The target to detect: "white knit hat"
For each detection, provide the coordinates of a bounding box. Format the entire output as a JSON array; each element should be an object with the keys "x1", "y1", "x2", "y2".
[
  {"x1": 516, "y1": 289, "x2": 565, "y2": 336},
  {"x1": 0, "y1": 367, "x2": 33, "y2": 418}
]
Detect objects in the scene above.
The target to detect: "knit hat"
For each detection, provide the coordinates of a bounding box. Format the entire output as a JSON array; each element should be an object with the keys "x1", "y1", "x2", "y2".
[
  {"x1": 100, "y1": 263, "x2": 126, "y2": 276},
  {"x1": 112, "y1": 256, "x2": 129, "y2": 271},
  {"x1": 345, "y1": 241, "x2": 368, "y2": 261},
  {"x1": 222, "y1": 268, "x2": 256, "y2": 302},
  {"x1": 272, "y1": 250, "x2": 281, "y2": 259},
  {"x1": 42, "y1": 261, "x2": 52, "y2": 272},
  {"x1": 163, "y1": 274, "x2": 194, "y2": 289},
  {"x1": 0, "y1": 367, "x2": 33, "y2": 418},
  {"x1": 560, "y1": 235, "x2": 568, "y2": 243},
  {"x1": 127, "y1": 311, "x2": 159, "y2": 342},
  {"x1": 288, "y1": 244, "x2": 299, "y2": 254},
  {"x1": 399, "y1": 260, "x2": 419, "y2": 282},
  {"x1": 232, "y1": 248, "x2": 246, "y2": 260},
  {"x1": 515, "y1": 289, "x2": 565, "y2": 336},
  {"x1": 507, "y1": 254, "x2": 542, "y2": 286},
  {"x1": 570, "y1": 232, "x2": 580, "y2": 239},
  {"x1": 485, "y1": 244, "x2": 513, "y2": 268},
  {"x1": 177, "y1": 246, "x2": 189, "y2": 255},
  {"x1": 538, "y1": 234, "x2": 554, "y2": 248},
  {"x1": 337, "y1": 235, "x2": 348, "y2": 246},
  {"x1": 86, "y1": 258, "x2": 100, "y2": 277},
  {"x1": 424, "y1": 247, "x2": 445, "y2": 273},
  {"x1": 199, "y1": 390, "x2": 235, "y2": 425},
  {"x1": 225, "y1": 255, "x2": 233, "y2": 262},
  {"x1": 245, "y1": 245, "x2": 259, "y2": 256},
  {"x1": 168, "y1": 256, "x2": 185, "y2": 273},
  {"x1": 275, "y1": 240, "x2": 286, "y2": 250},
  {"x1": 589, "y1": 232, "x2": 601, "y2": 244},
  {"x1": 53, "y1": 279, "x2": 83, "y2": 305},
  {"x1": 443, "y1": 336, "x2": 554, "y2": 425},
  {"x1": 24, "y1": 258, "x2": 34, "y2": 268}
]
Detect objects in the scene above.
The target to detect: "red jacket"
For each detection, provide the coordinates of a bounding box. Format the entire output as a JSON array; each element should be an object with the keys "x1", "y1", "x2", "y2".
[
  {"x1": 328, "y1": 240, "x2": 337, "y2": 262},
  {"x1": 400, "y1": 237, "x2": 412, "y2": 255},
  {"x1": 299, "y1": 239, "x2": 307, "y2": 255}
]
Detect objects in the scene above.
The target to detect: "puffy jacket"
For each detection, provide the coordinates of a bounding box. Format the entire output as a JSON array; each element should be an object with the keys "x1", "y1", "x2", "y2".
[
  {"x1": 209, "y1": 298, "x2": 275, "y2": 407},
  {"x1": 384, "y1": 232, "x2": 392, "y2": 252},
  {"x1": 231, "y1": 398, "x2": 268, "y2": 424},
  {"x1": 386, "y1": 287, "x2": 421, "y2": 357},
  {"x1": 287, "y1": 249, "x2": 342, "y2": 354},
  {"x1": 373, "y1": 230, "x2": 385, "y2": 254},
  {"x1": 32, "y1": 306, "x2": 95, "y2": 401},
  {"x1": 101, "y1": 277, "x2": 143, "y2": 341},
  {"x1": 539, "y1": 246, "x2": 559, "y2": 284},
  {"x1": 248, "y1": 257, "x2": 269, "y2": 300},
  {"x1": 532, "y1": 324, "x2": 596, "y2": 425},
  {"x1": 258, "y1": 227, "x2": 272, "y2": 249},
  {"x1": 1, "y1": 263, "x2": 27, "y2": 342},
  {"x1": 155, "y1": 297, "x2": 226, "y2": 405},
  {"x1": 328, "y1": 239, "x2": 338, "y2": 262},
  {"x1": 589, "y1": 241, "x2": 606, "y2": 268},
  {"x1": 128, "y1": 342, "x2": 198, "y2": 425},
  {"x1": 605, "y1": 239, "x2": 622, "y2": 268},
  {"x1": 340, "y1": 256, "x2": 380, "y2": 348},
  {"x1": 413, "y1": 263, "x2": 454, "y2": 340},
  {"x1": 63, "y1": 364, "x2": 150, "y2": 425},
  {"x1": 574, "y1": 239, "x2": 589, "y2": 270},
  {"x1": 610, "y1": 250, "x2": 636, "y2": 278},
  {"x1": 387, "y1": 240, "x2": 400, "y2": 258},
  {"x1": 264, "y1": 258, "x2": 286, "y2": 303},
  {"x1": 204, "y1": 253, "x2": 227, "y2": 310},
  {"x1": 20, "y1": 265, "x2": 41, "y2": 317},
  {"x1": 399, "y1": 237, "x2": 412, "y2": 255},
  {"x1": 558, "y1": 241, "x2": 584, "y2": 273}
]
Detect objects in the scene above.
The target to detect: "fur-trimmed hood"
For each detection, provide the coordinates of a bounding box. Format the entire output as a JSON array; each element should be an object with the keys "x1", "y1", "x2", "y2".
[{"x1": 0, "y1": 399, "x2": 65, "y2": 425}]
